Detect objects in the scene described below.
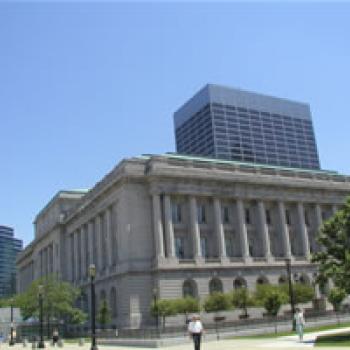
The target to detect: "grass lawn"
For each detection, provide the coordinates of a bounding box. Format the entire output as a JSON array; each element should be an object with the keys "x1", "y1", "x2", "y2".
[
  {"x1": 231, "y1": 321, "x2": 350, "y2": 339},
  {"x1": 315, "y1": 331, "x2": 350, "y2": 347}
]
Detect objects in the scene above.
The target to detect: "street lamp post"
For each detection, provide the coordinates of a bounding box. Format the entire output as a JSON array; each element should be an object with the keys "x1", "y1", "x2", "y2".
[
  {"x1": 9, "y1": 299, "x2": 15, "y2": 346},
  {"x1": 285, "y1": 258, "x2": 296, "y2": 330},
  {"x1": 38, "y1": 285, "x2": 45, "y2": 348},
  {"x1": 89, "y1": 264, "x2": 98, "y2": 350},
  {"x1": 152, "y1": 288, "x2": 159, "y2": 337}
]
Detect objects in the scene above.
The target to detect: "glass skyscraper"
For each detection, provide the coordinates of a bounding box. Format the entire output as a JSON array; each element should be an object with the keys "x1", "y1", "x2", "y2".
[
  {"x1": 174, "y1": 84, "x2": 320, "y2": 169},
  {"x1": 0, "y1": 226, "x2": 22, "y2": 297}
]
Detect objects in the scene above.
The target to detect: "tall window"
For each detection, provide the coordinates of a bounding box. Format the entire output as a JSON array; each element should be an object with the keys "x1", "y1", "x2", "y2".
[
  {"x1": 110, "y1": 287, "x2": 117, "y2": 318},
  {"x1": 209, "y1": 278, "x2": 223, "y2": 294},
  {"x1": 197, "y1": 204, "x2": 206, "y2": 224},
  {"x1": 304, "y1": 210, "x2": 310, "y2": 226},
  {"x1": 285, "y1": 210, "x2": 291, "y2": 225},
  {"x1": 183, "y1": 280, "x2": 197, "y2": 298},
  {"x1": 222, "y1": 206, "x2": 230, "y2": 224},
  {"x1": 175, "y1": 237, "x2": 185, "y2": 259},
  {"x1": 200, "y1": 236, "x2": 208, "y2": 258},
  {"x1": 172, "y1": 203, "x2": 182, "y2": 223},
  {"x1": 245, "y1": 208, "x2": 250, "y2": 224},
  {"x1": 225, "y1": 234, "x2": 234, "y2": 257},
  {"x1": 265, "y1": 209, "x2": 271, "y2": 225}
]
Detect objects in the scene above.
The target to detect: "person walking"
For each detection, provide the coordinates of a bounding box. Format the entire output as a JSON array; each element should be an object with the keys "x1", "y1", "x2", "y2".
[
  {"x1": 294, "y1": 308, "x2": 305, "y2": 342},
  {"x1": 188, "y1": 315, "x2": 204, "y2": 350},
  {"x1": 52, "y1": 328, "x2": 59, "y2": 346}
]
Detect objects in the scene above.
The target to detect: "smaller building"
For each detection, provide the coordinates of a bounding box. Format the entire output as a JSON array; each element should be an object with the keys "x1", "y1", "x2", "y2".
[{"x1": 0, "y1": 226, "x2": 23, "y2": 297}]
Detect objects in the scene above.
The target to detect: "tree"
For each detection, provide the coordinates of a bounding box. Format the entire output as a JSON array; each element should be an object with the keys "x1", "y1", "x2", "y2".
[
  {"x1": 280, "y1": 283, "x2": 314, "y2": 304},
  {"x1": 150, "y1": 299, "x2": 177, "y2": 329},
  {"x1": 231, "y1": 287, "x2": 255, "y2": 318},
  {"x1": 312, "y1": 198, "x2": 350, "y2": 293},
  {"x1": 15, "y1": 275, "x2": 87, "y2": 325},
  {"x1": 174, "y1": 297, "x2": 200, "y2": 321},
  {"x1": 328, "y1": 287, "x2": 346, "y2": 312},
  {"x1": 97, "y1": 299, "x2": 111, "y2": 329},
  {"x1": 203, "y1": 292, "x2": 231, "y2": 314},
  {"x1": 262, "y1": 290, "x2": 285, "y2": 317},
  {"x1": 203, "y1": 292, "x2": 231, "y2": 340},
  {"x1": 254, "y1": 284, "x2": 288, "y2": 310}
]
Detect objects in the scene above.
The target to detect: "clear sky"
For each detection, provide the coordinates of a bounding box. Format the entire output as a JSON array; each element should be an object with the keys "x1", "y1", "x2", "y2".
[{"x1": 1, "y1": 1, "x2": 350, "y2": 246}]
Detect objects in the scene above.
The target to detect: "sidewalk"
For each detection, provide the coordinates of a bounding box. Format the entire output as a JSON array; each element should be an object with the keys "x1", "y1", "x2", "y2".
[{"x1": 1, "y1": 327, "x2": 350, "y2": 350}]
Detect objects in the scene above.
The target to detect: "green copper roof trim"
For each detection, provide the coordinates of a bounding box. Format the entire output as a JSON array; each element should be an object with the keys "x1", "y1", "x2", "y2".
[{"x1": 139, "y1": 153, "x2": 339, "y2": 176}]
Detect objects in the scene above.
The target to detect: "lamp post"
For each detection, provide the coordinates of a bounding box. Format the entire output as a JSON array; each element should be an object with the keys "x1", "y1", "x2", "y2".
[
  {"x1": 38, "y1": 285, "x2": 45, "y2": 348},
  {"x1": 89, "y1": 264, "x2": 98, "y2": 350},
  {"x1": 152, "y1": 288, "x2": 159, "y2": 337},
  {"x1": 9, "y1": 298, "x2": 15, "y2": 346},
  {"x1": 285, "y1": 258, "x2": 296, "y2": 330}
]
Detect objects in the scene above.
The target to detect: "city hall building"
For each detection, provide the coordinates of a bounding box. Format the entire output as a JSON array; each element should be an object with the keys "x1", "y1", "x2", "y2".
[{"x1": 17, "y1": 153, "x2": 350, "y2": 328}]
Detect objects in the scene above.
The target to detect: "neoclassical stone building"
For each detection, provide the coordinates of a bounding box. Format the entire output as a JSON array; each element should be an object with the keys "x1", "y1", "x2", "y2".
[{"x1": 17, "y1": 153, "x2": 350, "y2": 328}]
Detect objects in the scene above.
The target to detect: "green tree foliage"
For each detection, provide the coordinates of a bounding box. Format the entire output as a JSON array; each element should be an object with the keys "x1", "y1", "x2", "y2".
[
  {"x1": 328, "y1": 288, "x2": 347, "y2": 312},
  {"x1": 263, "y1": 291, "x2": 285, "y2": 317},
  {"x1": 231, "y1": 287, "x2": 255, "y2": 317},
  {"x1": 150, "y1": 299, "x2": 177, "y2": 329},
  {"x1": 173, "y1": 297, "x2": 200, "y2": 315},
  {"x1": 279, "y1": 283, "x2": 314, "y2": 304},
  {"x1": 15, "y1": 275, "x2": 87, "y2": 324},
  {"x1": 97, "y1": 299, "x2": 111, "y2": 328},
  {"x1": 312, "y1": 198, "x2": 350, "y2": 293},
  {"x1": 203, "y1": 292, "x2": 231, "y2": 313}
]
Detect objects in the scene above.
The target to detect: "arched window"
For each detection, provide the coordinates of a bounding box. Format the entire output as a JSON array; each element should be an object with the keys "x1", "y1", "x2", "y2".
[
  {"x1": 110, "y1": 287, "x2": 117, "y2": 318},
  {"x1": 278, "y1": 276, "x2": 287, "y2": 285},
  {"x1": 183, "y1": 279, "x2": 197, "y2": 298},
  {"x1": 256, "y1": 276, "x2": 269, "y2": 285},
  {"x1": 99, "y1": 290, "x2": 107, "y2": 309},
  {"x1": 299, "y1": 274, "x2": 310, "y2": 285},
  {"x1": 234, "y1": 277, "x2": 247, "y2": 289},
  {"x1": 209, "y1": 278, "x2": 223, "y2": 294}
]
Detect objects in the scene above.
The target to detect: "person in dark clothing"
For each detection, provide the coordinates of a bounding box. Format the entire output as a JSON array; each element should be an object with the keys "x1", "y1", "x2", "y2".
[{"x1": 188, "y1": 315, "x2": 204, "y2": 350}]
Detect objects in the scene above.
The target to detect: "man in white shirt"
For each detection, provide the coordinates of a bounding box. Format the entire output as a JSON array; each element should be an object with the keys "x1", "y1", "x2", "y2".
[
  {"x1": 294, "y1": 308, "x2": 306, "y2": 342},
  {"x1": 188, "y1": 315, "x2": 204, "y2": 350}
]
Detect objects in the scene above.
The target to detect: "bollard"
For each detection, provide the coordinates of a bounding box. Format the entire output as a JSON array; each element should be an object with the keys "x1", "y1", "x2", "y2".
[
  {"x1": 57, "y1": 339, "x2": 63, "y2": 348},
  {"x1": 78, "y1": 338, "x2": 84, "y2": 346}
]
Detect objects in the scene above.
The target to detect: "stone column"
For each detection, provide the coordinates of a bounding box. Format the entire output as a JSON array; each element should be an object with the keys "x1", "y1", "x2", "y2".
[
  {"x1": 277, "y1": 201, "x2": 292, "y2": 259},
  {"x1": 95, "y1": 215, "x2": 102, "y2": 273},
  {"x1": 164, "y1": 195, "x2": 176, "y2": 260},
  {"x1": 88, "y1": 221, "x2": 94, "y2": 265},
  {"x1": 152, "y1": 194, "x2": 165, "y2": 261},
  {"x1": 74, "y1": 231, "x2": 80, "y2": 282},
  {"x1": 257, "y1": 201, "x2": 273, "y2": 261},
  {"x1": 236, "y1": 199, "x2": 251, "y2": 262},
  {"x1": 189, "y1": 196, "x2": 202, "y2": 262},
  {"x1": 315, "y1": 204, "x2": 323, "y2": 229},
  {"x1": 79, "y1": 228, "x2": 85, "y2": 279},
  {"x1": 297, "y1": 202, "x2": 310, "y2": 259},
  {"x1": 213, "y1": 198, "x2": 228, "y2": 262},
  {"x1": 106, "y1": 208, "x2": 113, "y2": 268}
]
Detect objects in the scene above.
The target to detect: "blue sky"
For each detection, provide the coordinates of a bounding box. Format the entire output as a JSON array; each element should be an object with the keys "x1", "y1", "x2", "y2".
[{"x1": 1, "y1": 2, "x2": 349, "y2": 246}]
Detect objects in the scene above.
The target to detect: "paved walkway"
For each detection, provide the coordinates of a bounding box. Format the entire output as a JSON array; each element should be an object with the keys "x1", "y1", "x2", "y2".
[{"x1": 1, "y1": 327, "x2": 350, "y2": 350}]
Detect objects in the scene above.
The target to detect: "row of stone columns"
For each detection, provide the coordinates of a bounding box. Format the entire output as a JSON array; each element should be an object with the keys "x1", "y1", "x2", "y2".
[
  {"x1": 69, "y1": 205, "x2": 117, "y2": 282},
  {"x1": 152, "y1": 194, "x2": 335, "y2": 263}
]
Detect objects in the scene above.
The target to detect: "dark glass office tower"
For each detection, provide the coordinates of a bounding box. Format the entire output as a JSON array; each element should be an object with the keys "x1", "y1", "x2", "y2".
[
  {"x1": 0, "y1": 226, "x2": 22, "y2": 297},
  {"x1": 174, "y1": 84, "x2": 320, "y2": 169}
]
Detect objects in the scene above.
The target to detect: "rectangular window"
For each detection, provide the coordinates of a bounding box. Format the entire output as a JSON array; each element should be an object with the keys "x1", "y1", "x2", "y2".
[
  {"x1": 172, "y1": 203, "x2": 182, "y2": 223},
  {"x1": 175, "y1": 237, "x2": 185, "y2": 259},
  {"x1": 197, "y1": 204, "x2": 206, "y2": 224},
  {"x1": 200, "y1": 236, "x2": 208, "y2": 258},
  {"x1": 304, "y1": 211, "x2": 310, "y2": 226},
  {"x1": 222, "y1": 206, "x2": 230, "y2": 224},
  {"x1": 245, "y1": 208, "x2": 250, "y2": 224},
  {"x1": 266, "y1": 210, "x2": 271, "y2": 225},
  {"x1": 285, "y1": 210, "x2": 291, "y2": 225},
  {"x1": 225, "y1": 235, "x2": 234, "y2": 257}
]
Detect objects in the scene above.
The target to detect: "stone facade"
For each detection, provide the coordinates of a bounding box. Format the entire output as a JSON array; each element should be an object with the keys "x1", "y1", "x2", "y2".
[{"x1": 16, "y1": 154, "x2": 350, "y2": 328}]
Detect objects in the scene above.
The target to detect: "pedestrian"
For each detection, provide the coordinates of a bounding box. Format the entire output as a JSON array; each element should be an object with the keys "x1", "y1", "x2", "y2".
[
  {"x1": 188, "y1": 315, "x2": 204, "y2": 350},
  {"x1": 52, "y1": 328, "x2": 59, "y2": 346},
  {"x1": 294, "y1": 308, "x2": 305, "y2": 342}
]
